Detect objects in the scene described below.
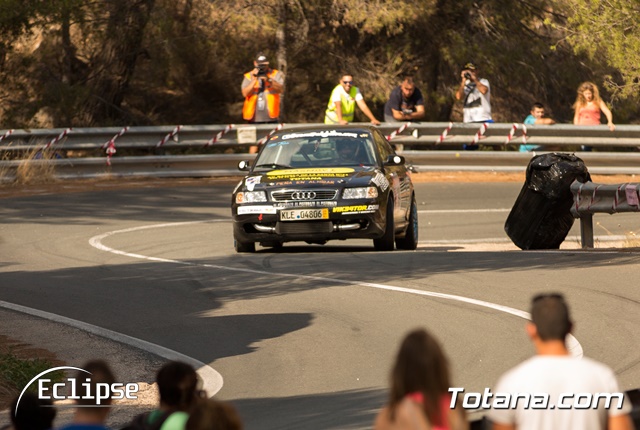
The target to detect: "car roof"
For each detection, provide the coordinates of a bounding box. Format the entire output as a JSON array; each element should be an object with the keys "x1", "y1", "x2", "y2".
[{"x1": 275, "y1": 124, "x2": 377, "y2": 135}]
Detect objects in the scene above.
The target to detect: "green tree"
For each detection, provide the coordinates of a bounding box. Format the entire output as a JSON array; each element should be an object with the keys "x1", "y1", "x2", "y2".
[{"x1": 563, "y1": 0, "x2": 640, "y2": 101}]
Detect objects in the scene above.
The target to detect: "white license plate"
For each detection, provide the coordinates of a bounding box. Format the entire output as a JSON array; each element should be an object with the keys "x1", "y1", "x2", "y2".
[{"x1": 280, "y1": 208, "x2": 329, "y2": 221}]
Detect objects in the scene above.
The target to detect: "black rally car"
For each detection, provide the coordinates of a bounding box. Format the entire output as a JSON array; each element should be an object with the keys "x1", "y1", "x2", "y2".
[{"x1": 231, "y1": 125, "x2": 418, "y2": 252}]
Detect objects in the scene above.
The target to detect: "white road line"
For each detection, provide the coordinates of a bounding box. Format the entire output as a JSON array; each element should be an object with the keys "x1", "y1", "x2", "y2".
[
  {"x1": 0, "y1": 300, "x2": 223, "y2": 397},
  {"x1": 88, "y1": 221, "x2": 583, "y2": 358}
]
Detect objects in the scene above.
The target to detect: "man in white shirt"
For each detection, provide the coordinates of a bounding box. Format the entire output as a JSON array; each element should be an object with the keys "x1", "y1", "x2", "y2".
[
  {"x1": 455, "y1": 62, "x2": 492, "y2": 123},
  {"x1": 488, "y1": 293, "x2": 634, "y2": 430}
]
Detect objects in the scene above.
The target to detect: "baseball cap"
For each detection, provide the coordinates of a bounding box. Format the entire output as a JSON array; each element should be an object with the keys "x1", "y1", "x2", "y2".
[
  {"x1": 255, "y1": 53, "x2": 268, "y2": 63},
  {"x1": 464, "y1": 62, "x2": 477, "y2": 70}
]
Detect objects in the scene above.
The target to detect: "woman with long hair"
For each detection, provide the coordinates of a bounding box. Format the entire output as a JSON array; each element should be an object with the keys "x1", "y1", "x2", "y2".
[
  {"x1": 573, "y1": 81, "x2": 615, "y2": 131},
  {"x1": 374, "y1": 328, "x2": 468, "y2": 430}
]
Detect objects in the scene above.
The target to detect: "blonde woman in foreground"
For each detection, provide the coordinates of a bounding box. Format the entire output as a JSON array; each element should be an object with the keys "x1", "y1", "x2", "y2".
[{"x1": 374, "y1": 328, "x2": 468, "y2": 430}]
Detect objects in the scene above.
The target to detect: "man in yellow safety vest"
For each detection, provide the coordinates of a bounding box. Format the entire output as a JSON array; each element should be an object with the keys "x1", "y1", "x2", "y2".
[{"x1": 325, "y1": 73, "x2": 380, "y2": 125}]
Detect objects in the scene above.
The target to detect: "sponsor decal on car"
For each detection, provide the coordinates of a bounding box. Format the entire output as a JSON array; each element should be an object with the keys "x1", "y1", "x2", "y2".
[
  {"x1": 332, "y1": 204, "x2": 379, "y2": 214},
  {"x1": 237, "y1": 205, "x2": 277, "y2": 215},
  {"x1": 266, "y1": 168, "x2": 354, "y2": 181},
  {"x1": 245, "y1": 176, "x2": 261, "y2": 191},
  {"x1": 371, "y1": 172, "x2": 389, "y2": 191},
  {"x1": 280, "y1": 130, "x2": 360, "y2": 140},
  {"x1": 275, "y1": 201, "x2": 337, "y2": 209}
]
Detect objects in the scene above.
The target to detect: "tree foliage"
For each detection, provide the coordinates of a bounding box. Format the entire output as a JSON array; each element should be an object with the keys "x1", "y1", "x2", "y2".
[
  {"x1": 0, "y1": 0, "x2": 638, "y2": 127},
  {"x1": 562, "y1": 0, "x2": 640, "y2": 101}
]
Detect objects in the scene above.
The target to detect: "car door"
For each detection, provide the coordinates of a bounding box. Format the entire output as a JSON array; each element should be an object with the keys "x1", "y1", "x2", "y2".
[{"x1": 372, "y1": 129, "x2": 411, "y2": 229}]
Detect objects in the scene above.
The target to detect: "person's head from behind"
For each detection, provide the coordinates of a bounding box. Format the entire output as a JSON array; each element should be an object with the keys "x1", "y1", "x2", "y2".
[
  {"x1": 400, "y1": 75, "x2": 415, "y2": 99},
  {"x1": 10, "y1": 392, "x2": 56, "y2": 430},
  {"x1": 336, "y1": 138, "x2": 358, "y2": 161},
  {"x1": 528, "y1": 293, "x2": 573, "y2": 343},
  {"x1": 389, "y1": 328, "x2": 450, "y2": 422},
  {"x1": 186, "y1": 398, "x2": 243, "y2": 430},
  {"x1": 74, "y1": 360, "x2": 116, "y2": 423},
  {"x1": 530, "y1": 102, "x2": 546, "y2": 119},
  {"x1": 157, "y1": 361, "x2": 200, "y2": 412}
]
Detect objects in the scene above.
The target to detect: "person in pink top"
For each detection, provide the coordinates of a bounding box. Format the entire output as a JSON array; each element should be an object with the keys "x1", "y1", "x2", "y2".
[
  {"x1": 374, "y1": 328, "x2": 468, "y2": 430},
  {"x1": 573, "y1": 81, "x2": 615, "y2": 131}
]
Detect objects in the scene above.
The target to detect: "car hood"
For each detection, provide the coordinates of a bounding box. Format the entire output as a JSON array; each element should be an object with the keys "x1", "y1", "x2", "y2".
[{"x1": 240, "y1": 166, "x2": 380, "y2": 191}]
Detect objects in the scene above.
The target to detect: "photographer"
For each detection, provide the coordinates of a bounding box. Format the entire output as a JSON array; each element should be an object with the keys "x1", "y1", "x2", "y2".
[
  {"x1": 384, "y1": 75, "x2": 425, "y2": 122},
  {"x1": 241, "y1": 53, "x2": 284, "y2": 153},
  {"x1": 455, "y1": 62, "x2": 492, "y2": 124}
]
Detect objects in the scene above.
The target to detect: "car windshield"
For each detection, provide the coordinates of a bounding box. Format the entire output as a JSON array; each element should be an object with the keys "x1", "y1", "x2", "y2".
[{"x1": 253, "y1": 130, "x2": 377, "y2": 170}]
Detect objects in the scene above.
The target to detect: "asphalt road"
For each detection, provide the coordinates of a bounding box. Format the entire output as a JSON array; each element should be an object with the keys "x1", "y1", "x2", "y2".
[{"x1": 1, "y1": 180, "x2": 639, "y2": 429}]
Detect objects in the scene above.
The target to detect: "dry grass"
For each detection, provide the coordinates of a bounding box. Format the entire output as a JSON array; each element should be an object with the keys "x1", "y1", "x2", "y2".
[{"x1": 13, "y1": 146, "x2": 60, "y2": 185}]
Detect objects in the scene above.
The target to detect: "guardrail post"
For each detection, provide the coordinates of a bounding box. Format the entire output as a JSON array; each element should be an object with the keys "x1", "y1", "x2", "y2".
[{"x1": 580, "y1": 214, "x2": 594, "y2": 248}]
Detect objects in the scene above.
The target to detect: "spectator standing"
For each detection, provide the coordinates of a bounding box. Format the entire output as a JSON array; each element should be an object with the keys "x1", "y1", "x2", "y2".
[
  {"x1": 123, "y1": 361, "x2": 203, "y2": 430},
  {"x1": 384, "y1": 76, "x2": 425, "y2": 123},
  {"x1": 455, "y1": 62, "x2": 492, "y2": 124},
  {"x1": 57, "y1": 360, "x2": 116, "y2": 430},
  {"x1": 241, "y1": 53, "x2": 284, "y2": 153},
  {"x1": 374, "y1": 328, "x2": 468, "y2": 430},
  {"x1": 186, "y1": 399, "x2": 243, "y2": 430},
  {"x1": 455, "y1": 62, "x2": 492, "y2": 150},
  {"x1": 573, "y1": 81, "x2": 615, "y2": 131},
  {"x1": 520, "y1": 102, "x2": 555, "y2": 152},
  {"x1": 488, "y1": 293, "x2": 634, "y2": 430},
  {"x1": 324, "y1": 74, "x2": 381, "y2": 125}
]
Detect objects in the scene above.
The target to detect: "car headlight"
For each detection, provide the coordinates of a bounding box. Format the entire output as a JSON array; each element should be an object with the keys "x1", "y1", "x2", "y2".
[
  {"x1": 342, "y1": 187, "x2": 378, "y2": 199},
  {"x1": 236, "y1": 191, "x2": 267, "y2": 204}
]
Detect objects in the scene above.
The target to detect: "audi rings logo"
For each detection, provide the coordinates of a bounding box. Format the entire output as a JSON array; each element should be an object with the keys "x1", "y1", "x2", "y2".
[{"x1": 291, "y1": 191, "x2": 316, "y2": 200}]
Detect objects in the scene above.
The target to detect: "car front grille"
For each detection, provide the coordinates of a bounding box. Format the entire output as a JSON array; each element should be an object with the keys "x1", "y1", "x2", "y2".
[{"x1": 271, "y1": 189, "x2": 338, "y2": 202}]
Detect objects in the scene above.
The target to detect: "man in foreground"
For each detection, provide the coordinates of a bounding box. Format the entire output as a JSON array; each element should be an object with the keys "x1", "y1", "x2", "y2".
[{"x1": 488, "y1": 293, "x2": 633, "y2": 430}]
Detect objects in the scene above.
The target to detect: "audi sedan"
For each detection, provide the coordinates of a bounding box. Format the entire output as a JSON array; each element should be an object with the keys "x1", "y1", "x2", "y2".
[{"x1": 231, "y1": 125, "x2": 418, "y2": 252}]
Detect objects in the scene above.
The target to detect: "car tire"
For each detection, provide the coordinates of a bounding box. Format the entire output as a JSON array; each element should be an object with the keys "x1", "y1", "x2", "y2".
[
  {"x1": 234, "y1": 238, "x2": 255, "y2": 253},
  {"x1": 396, "y1": 195, "x2": 418, "y2": 250},
  {"x1": 374, "y1": 198, "x2": 395, "y2": 251}
]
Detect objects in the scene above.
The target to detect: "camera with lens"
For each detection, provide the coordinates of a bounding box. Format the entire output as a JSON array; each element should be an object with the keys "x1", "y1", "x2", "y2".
[
  {"x1": 257, "y1": 63, "x2": 268, "y2": 77},
  {"x1": 463, "y1": 71, "x2": 472, "y2": 80},
  {"x1": 402, "y1": 109, "x2": 413, "y2": 116}
]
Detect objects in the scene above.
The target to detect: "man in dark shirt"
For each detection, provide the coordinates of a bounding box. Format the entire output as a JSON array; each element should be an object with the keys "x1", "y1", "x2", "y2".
[{"x1": 383, "y1": 75, "x2": 425, "y2": 122}]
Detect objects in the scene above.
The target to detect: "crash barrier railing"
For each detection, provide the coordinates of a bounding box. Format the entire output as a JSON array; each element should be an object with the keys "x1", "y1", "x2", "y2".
[
  {"x1": 570, "y1": 181, "x2": 640, "y2": 248},
  {"x1": 1, "y1": 122, "x2": 640, "y2": 180},
  {"x1": 2, "y1": 151, "x2": 640, "y2": 182},
  {"x1": 1, "y1": 122, "x2": 640, "y2": 152}
]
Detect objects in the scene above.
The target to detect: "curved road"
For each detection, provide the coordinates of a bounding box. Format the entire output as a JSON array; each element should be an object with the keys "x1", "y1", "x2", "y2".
[{"x1": 1, "y1": 179, "x2": 639, "y2": 429}]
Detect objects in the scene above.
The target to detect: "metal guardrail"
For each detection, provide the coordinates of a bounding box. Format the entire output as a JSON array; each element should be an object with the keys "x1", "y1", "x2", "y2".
[
  {"x1": 2, "y1": 151, "x2": 640, "y2": 183},
  {"x1": 1, "y1": 122, "x2": 640, "y2": 150},
  {"x1": 570, "y1": 181, "x2": 640, "y2": 248},
  {"x1": 1, "y1": 122, "x2": 640, "y2": 180}
]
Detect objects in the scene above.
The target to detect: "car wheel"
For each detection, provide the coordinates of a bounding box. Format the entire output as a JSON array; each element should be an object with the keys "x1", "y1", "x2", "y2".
[
  {"x1": 396, "y1": 195, "x2": 418, "y2": 250},
  {"x1": 234, "y1": 238, "x2": 255, "y2": 253},
  {"x1": 374, "y1": 198, "x2": 395, "y2": 251}
]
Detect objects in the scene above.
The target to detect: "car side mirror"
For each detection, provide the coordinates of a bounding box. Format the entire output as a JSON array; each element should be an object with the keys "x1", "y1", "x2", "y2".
[
  {"x1": 238, "y1": 160, "x2": 251, "y2": 171},
  {"x1": 384, "y1": 155, "x2": 405, "y2": 166}
]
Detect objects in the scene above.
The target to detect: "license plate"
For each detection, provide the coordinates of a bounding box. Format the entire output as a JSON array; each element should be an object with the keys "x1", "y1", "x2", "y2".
[{"x1": 280, "y1": 208, "x2": 329, "y2": 221}]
